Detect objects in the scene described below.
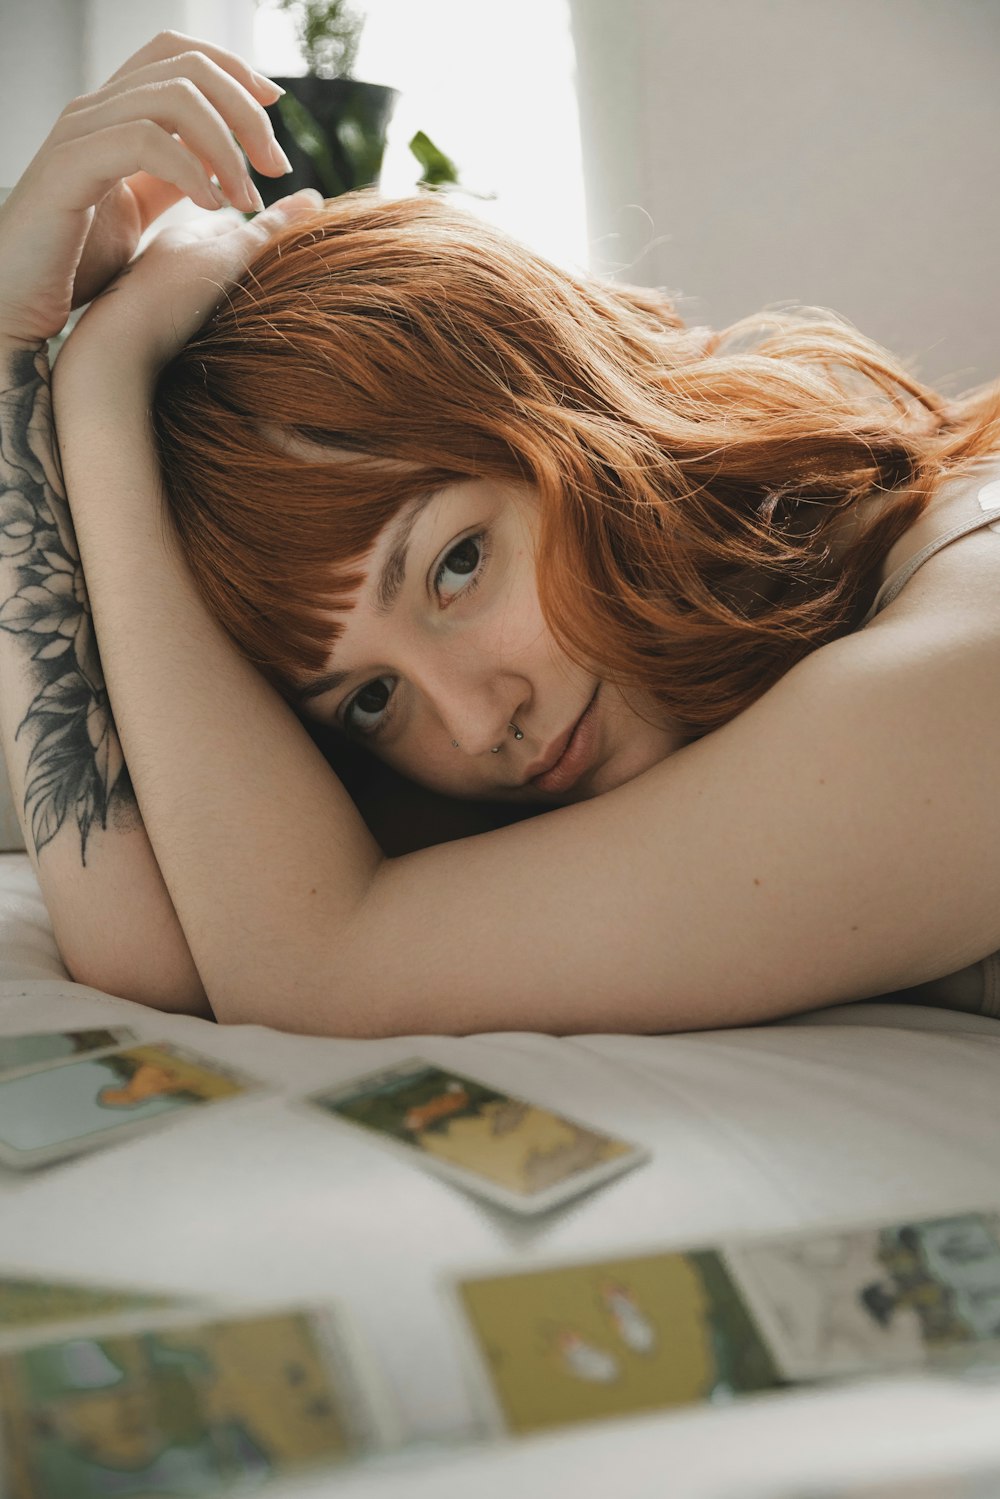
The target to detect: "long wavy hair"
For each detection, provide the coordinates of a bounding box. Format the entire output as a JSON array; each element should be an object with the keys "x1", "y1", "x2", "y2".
[{"x1": 153, "y1": 190, "x2": 1000, "y2": 740}]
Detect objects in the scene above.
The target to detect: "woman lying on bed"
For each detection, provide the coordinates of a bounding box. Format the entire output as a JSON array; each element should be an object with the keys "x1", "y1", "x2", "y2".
[{"x1": 1, "y1": 33, "x2": 999, "y2": 1036}]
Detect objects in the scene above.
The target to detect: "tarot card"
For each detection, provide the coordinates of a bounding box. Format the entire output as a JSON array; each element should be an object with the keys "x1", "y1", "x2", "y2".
[
  {"x1": 0, "y1": 1027, "x2": 135, "y2": 1079},
  {"x1": 0, "y1": 1304, "x2": 399, "y2": 1499},
  {"x1": 722, "y1": 1211, "x2": 1000, "y2": 1383},
  {"x1": 448, "y1": 1245, "x2": 782, "y2": 1437},
  {"x1": 0, "y1": 1276, "x2": 184, "y2": 1357},
  {"x1": 0, "y1": 1041, "x2": 261, "y2": 1170},
  {"x1": 305, "y1": 1058, "x2": 649, "y2": 1214},
  {"x1": 0, "y1": 1276, "x2": 174, "y2": 1340}
]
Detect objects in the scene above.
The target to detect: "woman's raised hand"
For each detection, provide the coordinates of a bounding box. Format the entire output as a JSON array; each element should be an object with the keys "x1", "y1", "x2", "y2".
[
  {"x1": 55, "y1": 189, "x2": 324, "y2": 386},
  {"x1": 0, "y1": 30, "x2": 292, "y2": 347}
]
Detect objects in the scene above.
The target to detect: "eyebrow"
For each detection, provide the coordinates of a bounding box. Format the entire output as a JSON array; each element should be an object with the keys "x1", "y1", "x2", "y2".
[
  {"x1": 292, "y1": 490, "x2": 439, "y2": 705},
  {"x1": 374, "y1": 492, "x2": 430, "y2": 614}
]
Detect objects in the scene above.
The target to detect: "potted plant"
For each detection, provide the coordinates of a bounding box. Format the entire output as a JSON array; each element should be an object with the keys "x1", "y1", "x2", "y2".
[{"x1": 251, "y1": 0, "x2": 460, "y2": 206}]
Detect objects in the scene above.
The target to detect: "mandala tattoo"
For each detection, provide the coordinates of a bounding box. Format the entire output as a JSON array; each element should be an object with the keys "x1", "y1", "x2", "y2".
[{"x1": 0, "y1": 346, "x2": 137, "y2": 864}]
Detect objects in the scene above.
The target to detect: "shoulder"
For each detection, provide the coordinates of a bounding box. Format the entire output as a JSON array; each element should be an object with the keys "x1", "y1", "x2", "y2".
[
  {"x1": 864, "y1": 455, "x2": 1000, "y2": 636},
  {"x1": 688, "y1": 613, "x2": 1000, "y2": 997}
]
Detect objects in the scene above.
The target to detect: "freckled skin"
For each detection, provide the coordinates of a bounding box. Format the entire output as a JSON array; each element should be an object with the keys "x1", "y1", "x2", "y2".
[{"x1": 299, "y1": 478, "x2": 687, "y2": 808}]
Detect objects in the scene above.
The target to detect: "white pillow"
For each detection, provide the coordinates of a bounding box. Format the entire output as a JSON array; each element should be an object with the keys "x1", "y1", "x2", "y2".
[{"x1": 0, "y1": 749, "x2": 26, "y2": 853}]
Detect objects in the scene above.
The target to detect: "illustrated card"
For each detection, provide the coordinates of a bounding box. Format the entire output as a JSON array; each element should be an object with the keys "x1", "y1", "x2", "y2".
[
  {"x1": 0, "y1": 1306, "x2": 395, "y2": 1499},
  {"x1": 305, "y1": 1059, "x2": 649, "y2": 1214},
  {"x1": 0, "y1": 1041, "x2": 261, "y2": 1170},
  {"x1": 722, "y1": 1211, "x2": 1000, "y2": 1383},
  {"x1": 0, "y1": 1027, "x2": 135, "y2": 1079},
  {"x1": 450, "y1": 1246, "x2": 782, "y2": 1436},
  {"x1": 0, "y1": 1276, "x2": 175, "y2": 1346}
]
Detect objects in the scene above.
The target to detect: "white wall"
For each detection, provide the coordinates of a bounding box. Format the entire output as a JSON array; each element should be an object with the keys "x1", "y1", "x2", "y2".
[
  {"x1": 0, "y1": 0, "x2": 83, "y2": 185},
  {"x1": 570, "y1": 0, "x2": 1000, "y2": 389},
  {"x1": 0, "y1": 0, "x2": 253, "y2": 185}
]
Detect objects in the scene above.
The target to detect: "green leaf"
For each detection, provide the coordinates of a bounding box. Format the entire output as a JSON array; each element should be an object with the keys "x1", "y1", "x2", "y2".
[
  {"x1": 408, "y1": 131, "x2": 460, "y2": 188},
  {"x1": 334, "y1": 116, "x2": 384, "y2": 187},
  {"x1": 277, "y1": 92, "x2": 346, "y2": 198}
]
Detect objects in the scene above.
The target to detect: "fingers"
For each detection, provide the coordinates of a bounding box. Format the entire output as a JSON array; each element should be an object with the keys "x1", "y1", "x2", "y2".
[
  {"x1": 53, "y1": 83, "x2": 262, "y2": 214},
  {"x1": 98, "y1": 29, "x2": 281, "y2": 112},
  {"x1": 195, "y1": 189, "x2": 326, "y2": 261},
  {"x1": 41, "y1": 123, "x2": 228, "y2": 216},
  {"x1": 68, "y1": 51, "x2": 289, "y2": 179},
  {"x1": 54, "y1": 51, "x2": 291, "y2": 215}
]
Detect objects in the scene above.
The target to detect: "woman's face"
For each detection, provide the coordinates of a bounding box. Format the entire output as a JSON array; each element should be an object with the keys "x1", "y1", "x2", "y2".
[{"x1": 294, "y1": 478, "x2": 686, "y2": 804}]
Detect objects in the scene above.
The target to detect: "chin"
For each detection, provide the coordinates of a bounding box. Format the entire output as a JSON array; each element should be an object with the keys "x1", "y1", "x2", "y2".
[{"x1": 587, "y1": 739, "x2": 677, "y2": 798}]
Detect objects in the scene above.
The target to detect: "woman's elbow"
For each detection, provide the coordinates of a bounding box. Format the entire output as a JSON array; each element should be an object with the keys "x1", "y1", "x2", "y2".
[{"x1": 61, "y1": 942, "x2": 213, "y2": 1020}]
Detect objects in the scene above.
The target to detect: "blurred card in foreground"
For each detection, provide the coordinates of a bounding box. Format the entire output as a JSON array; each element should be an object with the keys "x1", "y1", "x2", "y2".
[
  {"x1": 0, "y1": 1306, "x2": 396, "y2": 1498},
  {"x1": 451, "y1": 1245, "x2": 781, "y2": 1435},
  {"x1": 724, "y1": 1211, "x2": 1000, "y2": 1382},
  {"x1": 0, "y1": 1041, "x2": 260, "y2": 1170},
  {"x1": 0, "y1": 1275, "x2": 174, "y2": 1344},
  {"x1": 0, "y1": 1028, "x2": 135, "y2": 1079}
]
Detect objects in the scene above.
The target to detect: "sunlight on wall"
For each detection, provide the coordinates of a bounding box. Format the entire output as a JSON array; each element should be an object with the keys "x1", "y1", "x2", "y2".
[{"x1": 253, "y1": 0, "x2": 589, "y2": 273}]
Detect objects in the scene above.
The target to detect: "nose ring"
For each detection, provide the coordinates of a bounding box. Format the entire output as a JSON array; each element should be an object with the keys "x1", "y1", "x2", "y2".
[
  {"x1": 454, "y1": 721, "x2": 524, "y2": 753},
  {"x1": 449, "y1": 722, "x2": 527, "y2": 749}
]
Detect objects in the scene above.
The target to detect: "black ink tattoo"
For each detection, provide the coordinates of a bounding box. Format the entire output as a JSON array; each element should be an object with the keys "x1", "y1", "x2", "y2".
[{"x1": 0, "y1": 346, "x2": 137, "y2": 864}]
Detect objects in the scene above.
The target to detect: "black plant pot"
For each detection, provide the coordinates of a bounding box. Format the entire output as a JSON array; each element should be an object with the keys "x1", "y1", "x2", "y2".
[{"x1": 251, "y1": 76, "x2": 399, "y2": 207}]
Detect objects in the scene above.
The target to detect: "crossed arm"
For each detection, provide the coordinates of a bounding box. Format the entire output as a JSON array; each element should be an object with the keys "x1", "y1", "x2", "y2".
[
  {"x1": 0, "y1": 339, "x2": 210, "y2": 1013},
  {"x1": 0, "y1": 340, "x2": 521, "y2": 1014},
  {"x1": 23, "y1": 318, "x2": 1000, "y2": 1038},
  {"x1": 6, "y1": 213, "x2": 998, "y2": 1035}
]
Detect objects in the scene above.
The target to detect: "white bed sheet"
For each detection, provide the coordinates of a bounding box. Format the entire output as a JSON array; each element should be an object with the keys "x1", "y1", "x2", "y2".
[{"x1": 2, "y1": 850, "x2": 1000, "y2": 1498}]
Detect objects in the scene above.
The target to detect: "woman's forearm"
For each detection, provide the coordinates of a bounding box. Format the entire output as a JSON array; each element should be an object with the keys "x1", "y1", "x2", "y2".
[
  {"x1": 52, "y1": 353, "x2": 384, "y2": 1029},
  {"x1": 0, "y1": 340, "x2": 210, "y2": 1014}
]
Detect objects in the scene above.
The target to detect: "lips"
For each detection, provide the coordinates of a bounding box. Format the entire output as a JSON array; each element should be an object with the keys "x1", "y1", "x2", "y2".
[{"x1": 525, "y1": 688, "x2": 600, "y2": 794}]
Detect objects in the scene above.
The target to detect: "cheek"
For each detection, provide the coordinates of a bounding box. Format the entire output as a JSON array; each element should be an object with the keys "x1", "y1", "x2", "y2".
[
  {"x1": 377, "y1": 736, "x2": 470, "y2": 797},
  {"x1": 499, "y1": 564, "x2": 557, "y2": 660}
]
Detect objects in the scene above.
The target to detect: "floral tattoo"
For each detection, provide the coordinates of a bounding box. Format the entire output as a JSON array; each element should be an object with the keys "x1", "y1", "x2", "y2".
[{"x1": 0, "y1": 346, "x2": 136, "y2": 863}]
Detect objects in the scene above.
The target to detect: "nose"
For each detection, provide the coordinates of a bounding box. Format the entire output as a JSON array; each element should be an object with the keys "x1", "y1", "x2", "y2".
[
  {"x1": 442, "y1": 688, "x2": 523, "y2": 757},
  {"x1": 414, "y1": 652, "x2": 528, "y2": 757}
]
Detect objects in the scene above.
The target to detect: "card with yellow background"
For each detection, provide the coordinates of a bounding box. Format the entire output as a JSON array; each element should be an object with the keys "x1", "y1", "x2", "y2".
[{"x1": 452, "y1": 1246, "x2": 782, "y2": 1436}]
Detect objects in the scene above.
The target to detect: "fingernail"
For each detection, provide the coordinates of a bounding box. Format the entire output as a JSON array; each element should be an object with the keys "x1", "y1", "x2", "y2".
[
  {"x1": 209, "y1": 180, "x2": 228, "y2": 208},
  {"x1": 255, "y1": 72, "x2": 286, "y2": 98},
  {"x1": 246, "y1": 178, "x2": 266, "y2": 213},
  {"x1": 269, "y1": 140, "x2": 294, "y2": 174}
]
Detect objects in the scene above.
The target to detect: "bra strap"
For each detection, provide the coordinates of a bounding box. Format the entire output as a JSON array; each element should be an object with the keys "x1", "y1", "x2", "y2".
[{"x1": 858, "y1": 505, "x2": 1000, "y2": 629}]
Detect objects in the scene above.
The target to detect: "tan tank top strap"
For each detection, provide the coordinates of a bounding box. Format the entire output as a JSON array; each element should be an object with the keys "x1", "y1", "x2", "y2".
[{"x1": 858, "y1": 506, "x2": 1000, "y2": 629}]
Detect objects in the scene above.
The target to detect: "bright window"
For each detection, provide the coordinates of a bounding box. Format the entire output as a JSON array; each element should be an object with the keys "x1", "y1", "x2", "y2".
[{"x1": 253, "y1": 0, "x2": 588, "y2": 273}]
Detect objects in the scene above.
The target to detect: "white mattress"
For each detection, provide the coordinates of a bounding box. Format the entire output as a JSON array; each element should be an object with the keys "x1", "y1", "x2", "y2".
[{"x1": 2, "y1": 850, "x2": 1000, "y2": 1497}]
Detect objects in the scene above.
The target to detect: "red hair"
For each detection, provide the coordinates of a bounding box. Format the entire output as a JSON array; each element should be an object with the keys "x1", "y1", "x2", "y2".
[{"x1": 153, "y1": 190, "x2": 1000, "y2": 738}]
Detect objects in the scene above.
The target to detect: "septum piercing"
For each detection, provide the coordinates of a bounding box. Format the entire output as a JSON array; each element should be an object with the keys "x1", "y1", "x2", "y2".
[
  {"x1": 452, "y1": 721, "x2": 523, "y2": 752},
  {"x1": 491, "y1": 721, "x2": 523, "y2": 752}
]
